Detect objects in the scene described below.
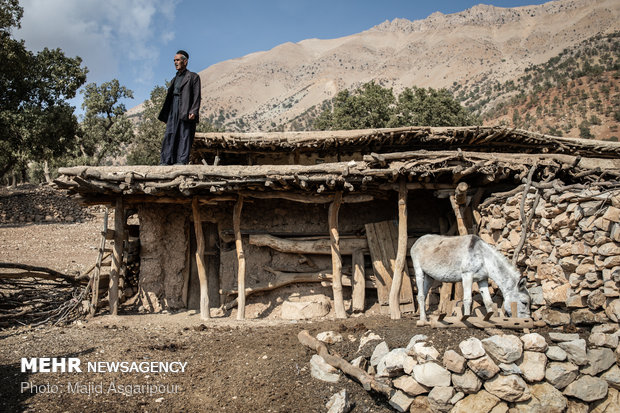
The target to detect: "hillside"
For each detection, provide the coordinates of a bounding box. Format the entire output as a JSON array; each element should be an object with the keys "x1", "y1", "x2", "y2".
[
  {"x1": 457, "y1": 31, "x2": 620, "y2": 140},
  {"x1": 128, "y1": 0, "x2": 620, "y2": 133}
]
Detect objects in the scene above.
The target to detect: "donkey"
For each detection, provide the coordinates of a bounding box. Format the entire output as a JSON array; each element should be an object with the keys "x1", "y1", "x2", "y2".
[{"x1": 410, "y1": 234, "x2": 530, "y2": 322}]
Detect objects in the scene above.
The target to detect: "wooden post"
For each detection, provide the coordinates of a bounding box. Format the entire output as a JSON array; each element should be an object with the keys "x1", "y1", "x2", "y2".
[
  {"x1": 450, "y1": 184, "x2": 469, "y2": 305},
  {"x1": 234, "y1": 196, "x2": 246, "y2": 320},
  {"x1": 91, "y1": 208, "x2": 108, "y2": 315},
  {"x1": 192, "y1": 197, "x2": 210, "y2": 319},
  {"x1": 352, "y1": 249, "x2": 365, "y2": 312},
  {"x1": 389, "y1": 179, "x2": 408, "y2": 319},
  {"x1": 329, "y1": 191, "x2": 346, "y2": 319},
  {"x1": 109, "y1": 197, "x2": 124, "y2": 316}
]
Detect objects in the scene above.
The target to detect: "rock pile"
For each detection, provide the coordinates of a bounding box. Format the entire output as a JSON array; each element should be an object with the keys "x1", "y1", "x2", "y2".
[
  {"x1": 478, "y1": 182, "x2": 620, "y2": 326},
  {"x1": 311, "y1": 328, "x2": 620, "y2": 412},
  {"x1": 0, "y1": 184, "x2": 94, "y2": 224}
]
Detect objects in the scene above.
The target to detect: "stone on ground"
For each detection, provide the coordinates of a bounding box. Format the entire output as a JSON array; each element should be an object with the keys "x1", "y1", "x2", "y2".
[
  {"x1": 411, "y1": 362, "x2": 452, "y2": 387},
  {"x1": 468, "y1": 354, "x2": 500, "y2": 380},
  {"x1": 563, "y1": 375, "x2": 609, "y2": 402},
  {"x1": 545, "y1": 362, "x2": 579, "y2": 390},
  {"x1": 459, "y1": 337, "x2": 486, "y2": 359},
  {"x1": 482, "y1": 335, "x2": 524, "y2": 364},
  {"x1": 326, "y1": 389, "x2": 352, "y2": 413},
  {"x1": 518, "y1": 351, "x2": 547, "y2": 382},
  {"x1": 452, "y1": 390, "x2": 500, "y2": 413},
  {"x1": 452, "y1": 368, "x2": 482, "y2": 394},
  {"x1": 427, "y1": 386, "x2": 455, "y2": 413},
  {"x1": 483, "y1": 374, "x2": 531, "y2": 402},
  {"x1": 513, "y1": 382, "x2": 567, "y2": 413},
  {"x1": 310, "y1": 354, "x2": 340, "y2": 383}
]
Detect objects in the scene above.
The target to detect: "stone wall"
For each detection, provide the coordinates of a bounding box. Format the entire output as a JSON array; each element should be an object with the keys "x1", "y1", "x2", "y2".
[
  {"x1": 311, "y1": 327, "x2": 620, "y2": 412},
  {"x1": 477, "y1": 182, "x2": 620, "y2": 327}
]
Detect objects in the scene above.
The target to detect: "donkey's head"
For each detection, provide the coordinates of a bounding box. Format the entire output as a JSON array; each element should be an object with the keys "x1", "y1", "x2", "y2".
[{"x1": 503, "y1": 277, "x2": 531, "y2": 318}]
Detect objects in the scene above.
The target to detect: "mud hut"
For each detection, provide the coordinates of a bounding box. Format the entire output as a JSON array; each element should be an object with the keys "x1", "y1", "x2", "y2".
[{"x1": 54, "y1": 126, "x2": 620, "y2": 321}]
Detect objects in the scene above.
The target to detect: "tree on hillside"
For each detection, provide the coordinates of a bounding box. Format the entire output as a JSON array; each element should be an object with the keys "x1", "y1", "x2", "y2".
[
  {"x1": 315, "y1": 81, "x2": 395, "y2": 130},
  {"x1": 315, "y1": 82, "x2": 477, "y2": 130},
  {"x1": 79, "y1": 80, "x2": 134, "y2": 165},
  {"x1": 390, "y1": 87, "x2": 479, "y2": 127},
  {"x1": 0, "y1": 0, "x2": 87, "y2": 179},
  {"x1": 127, "y1": 85, "x2": 167, "y2": 165}
]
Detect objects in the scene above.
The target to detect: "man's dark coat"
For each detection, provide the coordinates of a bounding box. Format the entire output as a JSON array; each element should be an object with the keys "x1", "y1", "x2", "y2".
[{"x1": 158, "y1": 70, "x2": 201, "y2": 123}]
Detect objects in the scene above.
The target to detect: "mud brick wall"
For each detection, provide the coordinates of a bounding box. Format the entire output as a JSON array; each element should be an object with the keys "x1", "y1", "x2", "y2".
[{"x1": 478, "y1": 182, "x2": 620, "y2": 326}]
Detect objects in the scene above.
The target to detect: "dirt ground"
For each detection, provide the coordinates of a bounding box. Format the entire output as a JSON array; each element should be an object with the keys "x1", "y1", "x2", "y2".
[{"x1": 0, "y1": 186, "x2": 555, "y2": 413}]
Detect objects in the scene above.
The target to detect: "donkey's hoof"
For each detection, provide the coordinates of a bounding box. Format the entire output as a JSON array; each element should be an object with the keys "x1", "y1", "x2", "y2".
[{"x1": 416, "y1": 319, "x2": 430, "y2": 327}]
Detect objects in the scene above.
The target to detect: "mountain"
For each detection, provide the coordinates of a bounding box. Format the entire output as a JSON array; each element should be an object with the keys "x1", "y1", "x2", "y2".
[
  {"x1": 464, "y1": 31, "x2": 619, "y2": 140},
  {"x1": 128, "y1": 0, "x2": 620, "y2": 133}
]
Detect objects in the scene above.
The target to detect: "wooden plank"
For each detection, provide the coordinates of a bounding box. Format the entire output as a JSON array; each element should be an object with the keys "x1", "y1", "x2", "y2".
[
  {"x1": 91, "y1": 209, "x2": 109, "y2": 314},
  {"x1": 248, "y1": 234, "x2": 368, "y2": 255},
  {"x1": 365, "y1": 223, "x2": 391, "y2": 305},
  {"x1": 352, "y1": 250, "x2": 365, "y2": 312}
]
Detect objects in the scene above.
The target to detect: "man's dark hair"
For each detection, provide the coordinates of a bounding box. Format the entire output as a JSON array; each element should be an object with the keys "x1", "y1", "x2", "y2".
[{"x1": 176, "y1": 50, "x2": 189, "y2": 60}]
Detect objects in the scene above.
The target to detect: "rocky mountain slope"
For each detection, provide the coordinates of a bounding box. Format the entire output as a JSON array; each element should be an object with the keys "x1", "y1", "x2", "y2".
[{"x1": 128, "y1": 0, "x2": 620, "y2": 133}]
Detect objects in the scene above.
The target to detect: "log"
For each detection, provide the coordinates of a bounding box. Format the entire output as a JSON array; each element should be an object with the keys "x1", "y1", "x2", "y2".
[
  {"x1": 352, "y1": 250, "x2": 365, "y2": 312},
  {"x1": 389, "y1": 179, "x2": 408, "y2": 319},
  {"x1": 234, "y1": 196, "x2": 246, "y2": 320},
  {"x1": 329, "y1": 191, "x2": 346, "y2": 319},
  {"x1": 192, "y1": 197, "x2": 210, "y2": 320},
  {"x1": 248, "y1": 234, "x2": 368, "y2": 255},
  {"x1": 220, "y1": 267, "x2": 375, "y2": 296},
  {"x1": 0, "y1": 263, "x2": 81, "y2": 285},
  {"x1": 109, "y1": 198, "x2": 124, "y2": 316},
  {"x1": 298, "y1": 330, "x2": 393, "y2": 396},
  {"x1": 455, "y1": 182, "x2": 468, "y2": 205}
]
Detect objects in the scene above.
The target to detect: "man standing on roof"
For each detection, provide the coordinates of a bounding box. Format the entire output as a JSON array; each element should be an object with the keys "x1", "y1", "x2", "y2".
[{"x1": 158, "y1": 50, "x2": 201, "y2": 165}]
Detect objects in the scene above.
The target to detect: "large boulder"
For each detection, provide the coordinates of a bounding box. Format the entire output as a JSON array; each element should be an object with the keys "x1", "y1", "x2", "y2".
[
  {"x1": 443, "y1": 349, "x2": 466, "y2": 373},
  {"x1": 459, "y1": 337, "x2": 486, "y2": 359},
  {"x1": 452, "y1": 390, "x2": 500, "y2": 413},
  {"x1": 563, "y1": 375, "x2": 608, "y2": 402},
  {"x1": 468, "y1": 355, "x2": 500, "y2": 380},
  {"x1": 370, "y1": 341, "x2": 390, "y2": 367},
  {"x1": 558, "y1": 339, "x2": 589, "y2": 366},
  {"x1": 520, "y1": 333, "x2": 548, "y2": 352},
  {"x1": 427, "y1": 386, "x2": 455, "y2": 413},
  {"x1": 518, "y1": 351, "x2": 547, "y2": 383},
  {"x1": 310, "y1": 354, "x2": 340, "y2": 383},
  {"x1": 581, "y1": 348, "x2": 617, "y2": 376},
  {"x1": 376, "y1": 348, "x2": 410, "y2": 377},
  {"x1": 393, "y1": 376, "x2": 429, "y2": 396},
  {"x1": 513, "y1": 382, "x2": 567, "y2": 413},
  {"x1": 545, "y1": 362, "x2": 579, "y2": 390},
  {"x1": 452, "y1": 369, "x2": 482, "y2": 394},
  {"x1": 281, "y1": 298, "x2": 330, "y2": 319},
  {"x1": 412, "y1": 362, "x2": 452, "y2": 388},
  {"x1": 482, "y1": 335, "x2": 523, "y2": 364},
  {"x1": 484, "y1": 374, "x2": 531, "y2": 402}
]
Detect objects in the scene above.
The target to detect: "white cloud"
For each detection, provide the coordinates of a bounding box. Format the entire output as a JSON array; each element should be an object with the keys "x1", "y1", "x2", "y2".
[{"x1": 16, "y1": 0, "x2": 179, "y2": 87}]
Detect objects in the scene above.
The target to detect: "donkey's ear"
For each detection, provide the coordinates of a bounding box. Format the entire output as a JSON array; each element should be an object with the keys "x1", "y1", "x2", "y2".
[{"x1": 518, "y1": 277, "x2": 527, "y2": 290}]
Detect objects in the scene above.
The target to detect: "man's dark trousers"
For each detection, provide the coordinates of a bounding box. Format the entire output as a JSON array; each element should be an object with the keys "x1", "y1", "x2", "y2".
[{"x1": 160, "y1": 118, "x2": 196, "y2": 165}]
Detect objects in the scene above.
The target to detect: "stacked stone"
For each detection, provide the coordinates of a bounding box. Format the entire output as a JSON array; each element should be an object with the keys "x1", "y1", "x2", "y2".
[
  {"x1": 477, "y1": 184, "x2": 620, "y2": 327},
  {"x1": 311, "y1": 328, "x2": 620, "y2": 412},
  {"x1": 0, "y1": 184, "x2": 95, "y2": 224}
]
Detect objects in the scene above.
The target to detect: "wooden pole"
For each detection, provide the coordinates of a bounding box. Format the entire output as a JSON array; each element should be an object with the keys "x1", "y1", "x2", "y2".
[
  {"x1": 234, "y1": 196, "x2": 246, "y2": 320},
  {"x1": 352, "y1": 250, "x2": 365, "y2": 312},
  {"x1": 109, "y1": 198, "x2": 124, "y2": 315},
  {"x1": 389, "y1": 179, "x2": 408, "y2": 319},
  {"x1": 192, "y1": 197, "x2": 210, "y2": 319},
  {"x1": 329, "y1": 191, "x2": 346, "y2": 319}
]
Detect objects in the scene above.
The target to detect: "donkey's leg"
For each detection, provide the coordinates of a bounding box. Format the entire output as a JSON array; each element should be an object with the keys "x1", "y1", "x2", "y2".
[
  {"x1": 477, "y1": 279, "x2": 494, "y2": 313},
  {"x1": 415, "y1": 274, "x2": 427, "y2": 321},
  {"x1": 461, "y1": 272, "x2": 474, "y2": 316},
  {"x1": 413, "y1": 259, "x2": 428, "y2": 321}
]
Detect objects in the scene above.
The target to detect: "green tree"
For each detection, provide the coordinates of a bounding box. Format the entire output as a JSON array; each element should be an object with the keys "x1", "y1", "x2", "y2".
[
  {"x1": 390, "y1": 87, "x2": 478, "y2": 127},
  {"x1": 127, "y1": 85, "x2": 167, "y2": 165},
  {"x1": 79, "y1": 80, "x2": 134, "y2": 165},
  {"x1": 315, "y1": 81, "x2": 395, "y2": 130},
  {"x1": 0, "y1": 0, "x2": 87, "y2": 177}
]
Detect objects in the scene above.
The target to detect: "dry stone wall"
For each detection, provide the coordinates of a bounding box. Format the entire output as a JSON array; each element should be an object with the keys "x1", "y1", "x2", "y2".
[
  {"x1": 311, "y1": 327, "x2": 620, "y2": 412},
  {"x1": 477, "y1": 182, "x2": 620, "y2": 327}
]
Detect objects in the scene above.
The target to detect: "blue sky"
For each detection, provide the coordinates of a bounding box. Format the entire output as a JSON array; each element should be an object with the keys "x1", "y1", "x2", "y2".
[{"x1": 16, "y1": 0, "x2": 549, "y2": 115}]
